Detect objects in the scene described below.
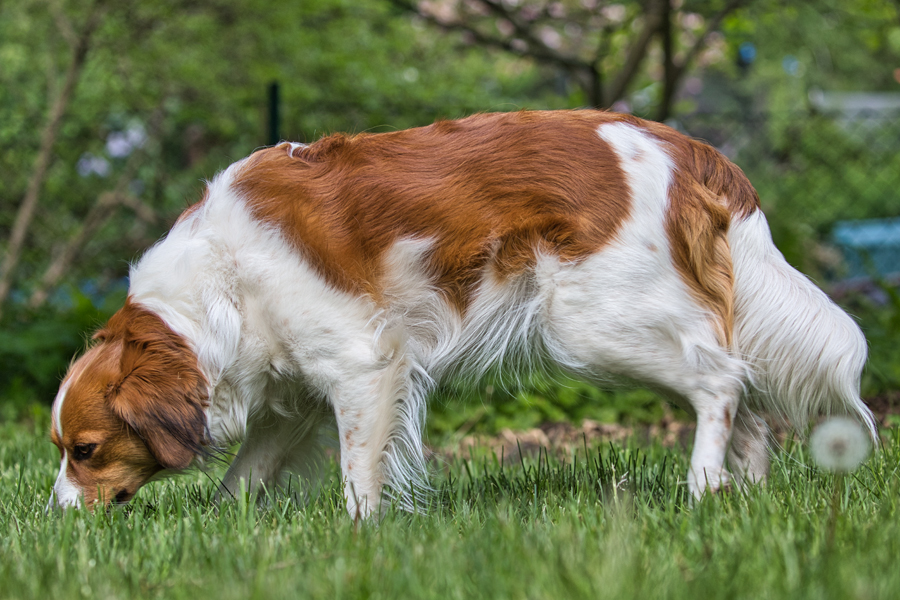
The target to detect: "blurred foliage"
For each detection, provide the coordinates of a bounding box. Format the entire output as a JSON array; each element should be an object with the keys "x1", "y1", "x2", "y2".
[
  {"x1": 677, "y1": 111, "x2": 900, "y2": 275},
  {"x1": 428, "y1": 371, "x2": 669, "y2": 438},
  {"x1": 0, "y1": 286, "x2": 125, "y2": 421},
  {"x1": 0, "y1": 0, "x2": 554, "y2": 298},
  {"x1": 845, "y1": 283, "x2": 900, "y2": 398},
  {"x1": 2, "y1": 0, "x2": 900, "y2": 431},
  {"x1": 0, "y1": 0, "x2": 549, "y2": 419},
  {"x1": 720, "y1": 0, "x2": 900, "y2": 108}
]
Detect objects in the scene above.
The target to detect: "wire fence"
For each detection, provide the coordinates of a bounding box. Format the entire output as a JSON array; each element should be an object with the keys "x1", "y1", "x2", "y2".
[{"x1": 675, "y1": 108, "x2": 900, "y2": 287}]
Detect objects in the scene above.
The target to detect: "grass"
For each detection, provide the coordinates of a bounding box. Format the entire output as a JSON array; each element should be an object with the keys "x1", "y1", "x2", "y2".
[{"x1": 1, "y1": 418, "x2": 899, "y2": 600}]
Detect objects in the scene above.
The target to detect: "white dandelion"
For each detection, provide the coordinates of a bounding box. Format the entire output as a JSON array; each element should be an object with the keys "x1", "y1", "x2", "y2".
[{"x1": 810, "y1": 417, "x2": 871, "y2": 473}]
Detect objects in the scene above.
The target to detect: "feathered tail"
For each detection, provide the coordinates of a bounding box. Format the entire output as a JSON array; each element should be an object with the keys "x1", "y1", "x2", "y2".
[{"x1": 728, "y1": 210, "x2": 877, "y2": 439}]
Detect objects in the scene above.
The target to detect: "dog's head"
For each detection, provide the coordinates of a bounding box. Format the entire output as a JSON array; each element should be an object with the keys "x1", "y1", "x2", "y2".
[{"x1": 49, "y1": 300, "x2": 208, "y2": 509}]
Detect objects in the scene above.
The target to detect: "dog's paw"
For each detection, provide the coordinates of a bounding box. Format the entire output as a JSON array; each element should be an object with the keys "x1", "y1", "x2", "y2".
[{"x1": 688, "y1": 467, "x2": 732, "y2": 499}]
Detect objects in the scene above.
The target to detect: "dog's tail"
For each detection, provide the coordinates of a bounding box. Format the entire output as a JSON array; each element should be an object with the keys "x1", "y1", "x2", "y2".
[
  {"x1": 676, "y1": 138, "x2": 876, "y2": 438},
  {"x1": 719, "y1": 182, "x2": 877, "y2": 439}
]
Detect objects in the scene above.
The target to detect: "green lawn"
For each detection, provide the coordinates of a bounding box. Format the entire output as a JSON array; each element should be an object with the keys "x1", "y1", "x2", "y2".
[{"x1": 0, "y1": 419, "x2": 898, "y2": 600}]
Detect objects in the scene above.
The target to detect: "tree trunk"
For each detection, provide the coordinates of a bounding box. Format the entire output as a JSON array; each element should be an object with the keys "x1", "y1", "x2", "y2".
[
  {"x1": 655, "y1": 0, "x2": 745, "y2": 121},
  {"x1": 657, "y1": 0, "x2": 677, "y2": 121}
]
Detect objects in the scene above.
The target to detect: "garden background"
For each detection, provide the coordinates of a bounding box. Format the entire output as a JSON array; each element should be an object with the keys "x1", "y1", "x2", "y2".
[{"x1": 2, "y1": 1, "x2": 900, "y2": 598}]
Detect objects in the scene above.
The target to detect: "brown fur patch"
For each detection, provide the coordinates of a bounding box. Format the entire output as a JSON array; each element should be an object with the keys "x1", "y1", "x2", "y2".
[
  {"x1": 51, "y1": 344, "x2": 162, "y2": 507},
  {"x1": 232, "y1": 111, "x2": 758, "y2": 332},
  {"x1": 665, "y1": 177, "x2": 736, "y2": 347},
  {"x1": 96, "y1": 300, "x2": 209, "y2": 469},
  {"x1": 233, "y1": 111, "x2": 632, "y2": 311},
  {"x1": 662, "y1": 133, "x2": 759, "y2": 347}
]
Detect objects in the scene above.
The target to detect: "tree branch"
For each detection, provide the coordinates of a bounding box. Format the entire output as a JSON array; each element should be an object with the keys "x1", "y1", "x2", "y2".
[
  {"x1": 27, "y1": 192, "x2": 120, "y2": 309},
  {"x1": 671, "y1": 0, "x2": 745, "y2": 89},
  {"x1": 393, "y1": 0, "x2": 741, "y2": 113},
  {"x1": 391, "y1": 0, "x2": 592, "y2": 71},
  {"x1": 655, "y1": 0, "x2": 744, "y2": 120},
  {"x1": 49, "y1": 0, "x2": 78, "y2": 48},
  {"x1": 479, "y1": 0, "x2": 583, "y2": 67},
  {"x1": 0, "y1": 0, "x2": 106, "y2": 316},
  {"x1": 606, "y1": 0, "x2": 666, "y2": 106},
  {"x1": 480, "y1": 0, "x2": 608, "y2": 104},
  {"x1": 119, "y1": 195, "x2": 161, "y2": 226}
]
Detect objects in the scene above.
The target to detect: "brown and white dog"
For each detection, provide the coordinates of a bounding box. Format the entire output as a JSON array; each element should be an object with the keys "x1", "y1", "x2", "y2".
[{"x1": 49, "y1": 110, "x2": 875, "y2": 514}]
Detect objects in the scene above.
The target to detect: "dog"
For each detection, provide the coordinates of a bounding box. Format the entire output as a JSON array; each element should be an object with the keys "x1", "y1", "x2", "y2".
[{"x1": 48, "y1": 110, "x2": 876, "y2": 514}]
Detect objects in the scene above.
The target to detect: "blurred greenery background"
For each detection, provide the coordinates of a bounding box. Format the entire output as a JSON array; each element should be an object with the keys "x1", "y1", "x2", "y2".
[{"x1": 2, "y1": 0, "x2": 900, "y2": 435}]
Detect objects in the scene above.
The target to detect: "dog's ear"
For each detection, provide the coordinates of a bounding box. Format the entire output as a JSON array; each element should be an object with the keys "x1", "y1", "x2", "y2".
[{"x1": 105, "y1": 307, "x2": 208, "y2": 470}]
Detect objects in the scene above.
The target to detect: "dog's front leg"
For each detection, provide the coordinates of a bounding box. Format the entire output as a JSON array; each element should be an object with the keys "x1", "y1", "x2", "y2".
[
  {"x1": 219, "y1": 407, "x2": 324, "y2": 502},
  {"x1": 330, "y1": 357, "x2": 412, "y2": 521}
]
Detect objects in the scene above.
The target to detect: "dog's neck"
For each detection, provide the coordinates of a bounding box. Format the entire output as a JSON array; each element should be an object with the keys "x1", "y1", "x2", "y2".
[
  {"x1": 127, "y1": 164, "x2": 259, "y2": 448},
  {"x1": 125, "y1": 159, "x2": 352, "y2": 450}
]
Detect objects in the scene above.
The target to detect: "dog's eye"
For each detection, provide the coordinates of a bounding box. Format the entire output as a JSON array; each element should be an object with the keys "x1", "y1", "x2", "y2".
[{"x1": 72, "y1": 443, "x2": 96, "y2": 461}]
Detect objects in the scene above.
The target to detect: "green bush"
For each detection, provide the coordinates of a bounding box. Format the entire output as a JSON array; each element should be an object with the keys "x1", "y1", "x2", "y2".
[
  {"x1": 0, "y1": 287, "x2": 124, "y2": 421},
  {"x1": 427, "y1": 371, "x2": 670, "y2": 439},
  {"x1": 848, "y1": 287, "x2": 900, "y2": 398}
]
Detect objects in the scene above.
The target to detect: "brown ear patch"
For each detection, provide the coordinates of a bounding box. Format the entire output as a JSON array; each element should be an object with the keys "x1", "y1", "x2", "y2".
[{"x1": 99, "y1": 300, "x2": 209, "y2": 469}]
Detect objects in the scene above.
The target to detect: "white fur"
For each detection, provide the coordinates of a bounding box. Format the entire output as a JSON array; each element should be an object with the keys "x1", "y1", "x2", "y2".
[
  {"x1": 115, "y1": 123, "x2": 875, "y2": 514},
  {"x1": 51, "y1": 383, "x2": 68, "y2": 440},
  {"x1": 729, "y1": 211, "x2": 876, "y2": 437},
  {"x1": 51, "y1": 452, "x2": 81, "y2": 509},
  {"x1": 48, "y1": 382, "x2": 83, "y2": 509},
  {"x1": 546, "y1": 123, "x2": 748, "y2": 494}
]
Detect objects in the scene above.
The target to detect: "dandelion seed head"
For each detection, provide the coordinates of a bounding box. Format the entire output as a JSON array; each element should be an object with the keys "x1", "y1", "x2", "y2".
[{"x1": 810, "y1": 417, "x2": 871, "y2": 473}]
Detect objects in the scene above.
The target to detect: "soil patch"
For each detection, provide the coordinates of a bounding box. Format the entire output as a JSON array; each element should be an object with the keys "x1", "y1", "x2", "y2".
[{"x1": 436, "y1": 397, "x2": 896, "y2": 464}]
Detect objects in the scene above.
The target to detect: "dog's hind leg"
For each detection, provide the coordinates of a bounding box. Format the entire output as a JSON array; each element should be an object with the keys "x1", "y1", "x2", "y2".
[
  {"x1": 678, "y1": 364, "x2": 743, "y2": 496},
  {"x1": 726, "y1": 405, "x2": 770, "y2": 487},
  {"x1": 570, "y1": 330, "x2": 745, "y2": 498},
  {"x1": 544, "y1": 254, "x2": 748, "y2": 499}
]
